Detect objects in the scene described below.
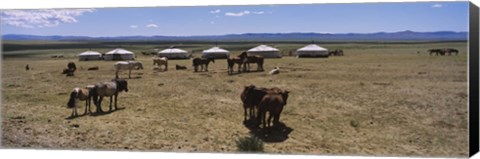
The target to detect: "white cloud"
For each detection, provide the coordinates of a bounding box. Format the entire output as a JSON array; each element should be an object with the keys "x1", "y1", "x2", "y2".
[
  {"x1": 432, "y1": 4, "x2": 443, "y2": 8},
  {"x1": 1, "y1": 9, "x2": 94, "y2": 28},
  {"x1": 225, "y1": 10, "x2": 250, "y2": 17},
  {"x1": 146, "y1": 24, "x2": 158, "y2": 28},
  {"x1": 130, "y1": 25, "x2": 138, "y2": 29},
  {"x1": 210, "y1": 21, "x2": 215, "y2": 24},
  {"x1": 224, "y1": 10, "x2": 265, "y2": 17},
  {"x1": 210, "y1": 9, "x2": 221, "y2": 14}
]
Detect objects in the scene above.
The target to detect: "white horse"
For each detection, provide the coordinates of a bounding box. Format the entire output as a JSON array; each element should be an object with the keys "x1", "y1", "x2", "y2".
[
  {"x1": 153, "y1": 56, "x2": 168, "y2": 71},
  {"x1": 114, "y1": 61, "x2": 144, "y2": 79}
]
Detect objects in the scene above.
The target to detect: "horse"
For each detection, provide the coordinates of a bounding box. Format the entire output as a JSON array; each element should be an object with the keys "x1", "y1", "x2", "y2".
[
  {"x1": 62, "y1": 62, "x2": 77, "y2": 76},
  {"x1": 192, "y1": 57, "x2": 215, "y2": 72},
  {"x1": 241, "y1": 85, "x2": 284, "y2": 123},
  {"x1": 227, "y1": 57, "x2": 244, "y2": 75},
  {"x1": 269, "y1": 66, "x2": 280, "y2": 75},
  {"x1": 153, "y1": 57, "x2": 168, "y2": 71},
  {"x1": 67, "y1": 85, "x2": 95, "y2": 117},
  {"x1": 176, "y1": 65, "x2": 187, "y2": 70},
  {"x1": 238, "y1": 52, "x2": 264, "y2": 72},
  {"x1": 428, "y1": 49, "x2": 443, "y2": 56},
  {"x1": 87, "y1": 66, "x2": 99, "y2": 71},
  {"x1": 25, "y1": 64, "x2": 29, "y2": 71},
  {"x1": 257, "y1": 90, "x2": 290, "y2": 129},
  {"x1": 114, "y1": 61, "x2": 144, "y2": 79},
  {"x1": 91, "y1": 79, "x2": 129, "y2": 113},
  {"x1": 445, "y1": 48, "x2": 459, "y2": 56}
]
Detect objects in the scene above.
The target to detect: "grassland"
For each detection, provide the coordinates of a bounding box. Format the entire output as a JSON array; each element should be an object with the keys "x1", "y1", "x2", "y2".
[{"x1": 1, "y1": 41, "x2": 469, "y2": 157}]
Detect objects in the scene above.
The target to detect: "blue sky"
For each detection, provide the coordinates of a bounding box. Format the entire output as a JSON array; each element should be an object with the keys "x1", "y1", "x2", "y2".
[{"x1": 0, "y1": 2, "x2": 469, "y2": 37}]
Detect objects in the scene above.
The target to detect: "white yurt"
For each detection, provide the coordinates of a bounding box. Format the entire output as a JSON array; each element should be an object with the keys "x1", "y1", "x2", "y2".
[
  {"x1": 247, "y1": 45, "x2": 281, "y2": 58},
  {"x1": 103, "y1": 48, "x2": 135, "y2": 61},
  {"x1": 158, "y1": 48, "x2": 189, "y2": 59},
  {"x1": 78, "y1": 51, "x2": 102, "y2": 61},
  {"x1": 202, "y1": 47, "x2": 230, "y2": 59},
  {"x1": 296, "y1": 44, "x2": 329, "y2": 57}
]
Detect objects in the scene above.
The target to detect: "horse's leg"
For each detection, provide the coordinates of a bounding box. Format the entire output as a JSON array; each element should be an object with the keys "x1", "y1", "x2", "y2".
[
  {"x1": 165, "y1": 62, "x2": 168, "y2": 71},
  {"x1": 109, "y1": 96, "x2": 113, "y2": 111},
  {"x1": 84, "y1": 100, "x2": 88, "y2": 115},
  {"x1": 267, "y1": 112, "x2": 273, "y2": 128},
  {"x1": 128, "y1": 69, "x2": 132, "y2": 79},
  {"x1": 114, "y1": 93, "x2": 118, "y2": 110},
  {"x1": 243, "y1": 105, "x2": 248, "y2": 121},
  {"x1": 98, "y1": 96, "x2": 104, "y2": 113},
  {"x1": 205, "y1": 64, "x2": 208, "y2": 72},
  {"x1": 115, "y1": 70, "x2": 119, "y2": 79}
]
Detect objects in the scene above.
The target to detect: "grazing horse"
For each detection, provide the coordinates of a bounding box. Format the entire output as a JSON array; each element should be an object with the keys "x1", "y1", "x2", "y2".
[
  {"x1": 227, "y1": 57, "x2": 244, "y2": 75},
  {"x1": 192, "y1": 57, "x2": 215, "y2": 72},
  {"x1": 87, "y1": 66, "x2": 99, "y2": 71},
  {"x1": 428, "y1": 49, "x2": 443, "y2": 56},
  {"x1": 67, "y1": 85, "x2": 95, "y2": 117},
  {"x1": 153, "y1": 57, "x2": 168, "y2": 71},
  {"x1": 62, "y1": 62, "x2": 77, "y2": 76},
  {"x1": 176, "y1": 64, "x2": 187, "y2": 70},
  {"x1": 238, "y1": 52, "x2": 264, "y2": 72},
  {"x1": 91, "y1": 79, "x2": 129, "y2": 113},
  {"x1": 445, "y1": 48, "x2": 459, "y2": 56},
  {"x1": 114, "y1": 61, "x2": 144, "y2": 79},
  {"x1": 257, "y1": 90, "x2": 290, "y2": 129}
]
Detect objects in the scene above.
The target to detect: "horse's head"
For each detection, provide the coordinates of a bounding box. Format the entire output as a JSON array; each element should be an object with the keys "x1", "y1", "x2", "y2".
[
  {"x1": 114, "y1": 79, "x2": 129, "y2": 92},
  {"x1": 208, "y1": 57, "x2": 215, "y2": 63}
]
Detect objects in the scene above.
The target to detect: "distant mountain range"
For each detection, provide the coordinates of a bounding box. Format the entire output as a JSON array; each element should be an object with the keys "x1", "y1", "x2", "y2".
[{"x1": 1, "y1": 31, "x2": 468, "y2": 41}]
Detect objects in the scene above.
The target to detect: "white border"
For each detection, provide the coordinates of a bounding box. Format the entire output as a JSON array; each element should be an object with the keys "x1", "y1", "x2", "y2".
[{"x1": 1, "y1": 0, "x2": 479, "y2": 159}]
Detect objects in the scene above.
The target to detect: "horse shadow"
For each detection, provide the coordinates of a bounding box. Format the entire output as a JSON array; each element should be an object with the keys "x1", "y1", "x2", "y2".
[
  {"x1": 89, "y1": 107, "x2": 126, "y2": 117},
  {"x1": 243, "y1": 119, "x2": 293, "y2": 143},
  {"x1": 65, "y1": 113, "x2": 89, "y2": 120}
]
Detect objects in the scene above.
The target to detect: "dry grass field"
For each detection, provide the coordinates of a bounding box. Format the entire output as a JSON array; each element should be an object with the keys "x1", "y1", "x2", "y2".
[{"x1": 1, "y1": 42, "x2": 469, "y2": 157}]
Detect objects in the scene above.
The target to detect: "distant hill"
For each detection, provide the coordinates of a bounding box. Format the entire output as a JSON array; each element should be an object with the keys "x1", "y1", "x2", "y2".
[{"x1": 1, "y1": 31, "x2": 468, "y2": 41}]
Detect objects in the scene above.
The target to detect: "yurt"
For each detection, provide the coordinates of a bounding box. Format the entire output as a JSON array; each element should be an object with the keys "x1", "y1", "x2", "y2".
[
  {"x1": 296, "y1": 44, "x2": 329, "y2": 57},
  {"x1": 202, "y1": 47, "x2": 230, "y2": 59},
  {"x1": 78, "y1": 51, "x2": 102, "y2": 61},
  {"x1": 247, "y1": 45, "x2": 281, "y2": 58},
  {"x1": 158, "y1": 48, "x2": 189, "y2": 59},
  {"x1": 103, "y1": 48, "x2": 135, "y2": 61}
]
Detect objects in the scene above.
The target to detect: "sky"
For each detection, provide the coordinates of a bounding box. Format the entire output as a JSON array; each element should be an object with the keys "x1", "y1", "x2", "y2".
[{"x1": 0, "y1": 1, "x2": 470, "y2": 37}]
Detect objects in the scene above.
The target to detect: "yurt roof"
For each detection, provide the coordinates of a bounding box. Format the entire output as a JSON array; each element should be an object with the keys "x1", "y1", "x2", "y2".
[
  {"x1": 159, "y1": 48, "x2": 188, "y2": 53},
  {"x1": 247, "y1": 45, "x2": 279, "y2": 52},
  {"x1": 203, "y1": 47, "x2": 229, "y2": 53},
  {"x1": 78, "y1": 51, "x2": 102, "y2": 56},
  {"x1": 106, "y1": 48, "x2": 134, "y2": 54},
  {"x1": 297, "y1": 44, "x2": 328, "y2": 51}
]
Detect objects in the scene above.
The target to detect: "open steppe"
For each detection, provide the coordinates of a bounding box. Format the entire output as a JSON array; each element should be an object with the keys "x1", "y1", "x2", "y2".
[{"x1": 1, "y1": 41, "x2": 469, "y2": 157}]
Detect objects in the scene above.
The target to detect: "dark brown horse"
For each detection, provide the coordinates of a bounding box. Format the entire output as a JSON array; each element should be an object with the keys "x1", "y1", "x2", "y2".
[
  {"x1": 238, "y1": 52, "x2": 264, "y2": 72},
  {"x1": 67, "y1": 85, "x2": 95, "y2": 117},
  {"x1": 257, "y1": 90, "x2": 290, "y2": 129},
  {"x1": 192, "y1": 57, "x2": 215, "y2": 72},
  {"x1": 91, "y1": 79, "x2": 129, "y2": 113},
  {"x1": 428, "y1": 49, "x2": 443, "y2": 56},
  {"x1": 62, "y1": 62, "x2": 77, "y2": 76},
  {"x1": 445, "y1": 48, "x2": 459, "y2": 56},
  {"x1": 227, "y1": 57, "x2": 244, "y2": 75},
  {"x1": 176, "y1": 64, "x2": 187, "y2": 70},
  {"x1": 241, "y1": 85, "x2": 284, "y2": 123}
]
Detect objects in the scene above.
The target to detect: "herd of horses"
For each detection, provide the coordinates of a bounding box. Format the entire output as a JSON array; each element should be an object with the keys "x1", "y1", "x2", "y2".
[
  {"x1": 428, "y1": 48, "x2": 459, "y2": 56},
  {"x1": 65, "y1": 51, "x2": 292, "y2": 131}
]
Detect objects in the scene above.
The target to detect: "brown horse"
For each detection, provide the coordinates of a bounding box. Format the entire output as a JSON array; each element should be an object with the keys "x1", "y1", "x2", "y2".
[
  {"x1": 153, "y1": 56, "x2": 168, "y2": 71},
  {"x1": 192, "y1": 57, "x2": 215, "y2": 72},
  {"x1": 227, "y1": 57, "x2": 244, "y2": 75},
  {"x1": 67, "y1": 85, "x2": 95, "y2": 117},
  {"x1": 62, "y1": 62, "x2": 77, "y2": 76},
  {"x1": 241, "y1": 85, "x2": 284, "y2": 123},
  {"x1": 238, "y1": 52, "x2": 264, "y2": 72},
  {"x1": 445, "y1": 48, "x2": 459, "y2": 56},
  {"x1": 91, "y1": 79, "x2": 129, "y2": 113},
  {"x1": 176, "y1": 64, "x2": 187, "y2": 70},
  {"x1": 428, "y1": 49, "x2": 443, "y2": 56},
  {"x1": 257, "y1": 90, "x2": 290, "y2": 129}
]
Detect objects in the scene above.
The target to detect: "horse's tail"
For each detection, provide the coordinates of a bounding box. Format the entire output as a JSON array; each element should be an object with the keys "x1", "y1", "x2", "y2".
[
  {"x1": 91, "y1": 85, "x2": 99, "y2": 106},
  {"x1": 67, "y1": 91, "x2": 76, "y2": 108}
]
